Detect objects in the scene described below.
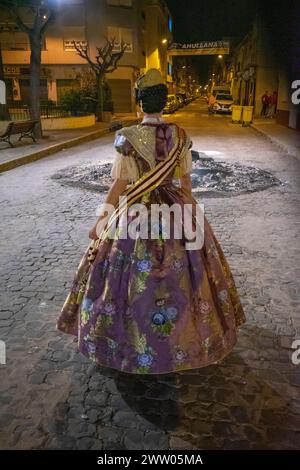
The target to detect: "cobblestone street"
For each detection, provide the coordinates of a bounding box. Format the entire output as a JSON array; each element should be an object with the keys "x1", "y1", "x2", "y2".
[{"x1": 1, "y1": 101, "x2": 300, "y2": 450}]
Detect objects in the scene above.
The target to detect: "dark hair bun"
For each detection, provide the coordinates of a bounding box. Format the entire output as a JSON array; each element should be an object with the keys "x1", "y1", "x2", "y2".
[{"x1": 136, "y1": 84, "x2": 168, "y2": 113}]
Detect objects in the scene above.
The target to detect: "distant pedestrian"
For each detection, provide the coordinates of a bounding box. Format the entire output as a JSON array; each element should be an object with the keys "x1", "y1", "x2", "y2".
[
  {"x1": 261, "y1": 91, "x2": 269, "y2": 117},
  {"x1": 208, "y1": 93, "x2": 216, "y2": 113},
  {"x1": 267, "y1": 91, "x2": 278, "y2": 118}
]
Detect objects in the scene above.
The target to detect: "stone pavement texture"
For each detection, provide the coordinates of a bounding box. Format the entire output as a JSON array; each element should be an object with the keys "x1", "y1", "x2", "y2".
[
  {"x1": 251, "y1": 118, "x2": 300, "y2": 160},
  {"x1": 0, "y1": 113, "x2": 138, "y2": 172},
  {"x1": 0, "y1": 101, "x2": 300, "y2": 450}
]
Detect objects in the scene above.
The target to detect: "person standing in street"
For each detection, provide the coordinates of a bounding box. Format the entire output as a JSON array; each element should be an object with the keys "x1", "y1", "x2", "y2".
[
  {"x1": 57, "y1": 68, "x2": 245, "y2": 374},
  {"x1": 208, "y1": 93, "x2": 217, "y2": 113},
  {"x1": 267, "y1": 91, "x2": 278, "y2": 118},
  {"x1": 261, "y1": 91, "x2": 269, "y2": 117}
]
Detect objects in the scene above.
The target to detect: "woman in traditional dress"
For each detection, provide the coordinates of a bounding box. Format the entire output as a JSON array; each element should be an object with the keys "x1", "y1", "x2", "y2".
[{"x1": 57, "y1": 69, "x2": 245, "y2": 374}]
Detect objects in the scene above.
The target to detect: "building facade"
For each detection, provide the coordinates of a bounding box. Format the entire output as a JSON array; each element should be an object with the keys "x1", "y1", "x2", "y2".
[
  {"x1": 0, "y1": 0, "x2": 172, "y2": 113},
  {"x1": 141, "y1": 0, "x2": 173, "y2": 88},
  {"x1": 227, "y1": 18, "x2": 278, "y2": 116},
  {"x1": 224, "y1": 15, "x2": 299, "y2": 130}
]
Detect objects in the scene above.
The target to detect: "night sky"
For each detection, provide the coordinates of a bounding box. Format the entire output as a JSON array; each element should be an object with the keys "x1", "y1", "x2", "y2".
[
  {"x1": 165, "y1": 0, "x2": 259, "y2": 84},
  {"x1": 165, "y1": 0, "x2": 259, "y2": 43},
  {"x1": 165, "y1": 0, "x2": 297, "y2": 84}
]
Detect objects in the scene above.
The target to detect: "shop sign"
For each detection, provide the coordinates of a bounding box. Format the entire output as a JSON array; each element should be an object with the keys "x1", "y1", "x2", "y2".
[{"x1": 3, "y1": 66, "x2": 20, "y2": 75}]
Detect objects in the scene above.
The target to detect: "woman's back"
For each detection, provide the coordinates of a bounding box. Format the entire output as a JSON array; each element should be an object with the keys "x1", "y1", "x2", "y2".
[{"x1": 57, "y1": 68, "x2": 245, "y2": 374}]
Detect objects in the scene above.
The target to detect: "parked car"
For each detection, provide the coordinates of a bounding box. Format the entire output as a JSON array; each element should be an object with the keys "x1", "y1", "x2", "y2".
[
  {"x1": 176, "y1": 92, "x2": 188, "y2": 105},
  {"x1": 175, "y1": 94, "x2": 184, "y2": 108},
  {"x1": 186, "y1": 94, "x2": 192, "y2": 104},
  {"x1": 207, "y1": 86, "x2": 231, "y2": 103},
  {"x1": 209, "y1": 93, "x2": 234, "y2": 114},
  {"x1": 163, "y1": 94, "x2": 178, "y2": 114}
]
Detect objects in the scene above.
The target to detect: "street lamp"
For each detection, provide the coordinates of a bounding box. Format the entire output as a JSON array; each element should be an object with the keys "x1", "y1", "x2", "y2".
[
  {"x1": 218, "y1": 54, "x2": 223, "y2": 59},
  {"x1": 162, "y1": 38, "x2": 167, "y2": 44}
]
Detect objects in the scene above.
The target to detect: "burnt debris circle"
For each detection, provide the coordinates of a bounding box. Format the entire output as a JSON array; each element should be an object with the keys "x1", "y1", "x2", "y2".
[{"x1": 51, "y1": 150, "x2": 281, "y2": 198}]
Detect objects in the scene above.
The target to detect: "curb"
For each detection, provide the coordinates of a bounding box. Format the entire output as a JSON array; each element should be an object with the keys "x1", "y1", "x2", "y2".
[
  {"x1": 250, "y1": 122, "x2": 299, "y2": 159},
  {"x1": 0, "y1": 118, "x2": 139, "y2": 173}
]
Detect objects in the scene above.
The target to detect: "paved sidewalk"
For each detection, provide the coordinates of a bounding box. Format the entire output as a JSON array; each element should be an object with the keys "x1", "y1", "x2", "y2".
[
  {"x1": 251, "y1": 118, "x2": 300, "y2": 160},
  {"x1": 0, "y1": 114, "x2": 139, "y2": 173}
]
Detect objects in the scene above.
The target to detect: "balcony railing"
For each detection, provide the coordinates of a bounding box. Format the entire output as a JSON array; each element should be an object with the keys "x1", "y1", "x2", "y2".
[
  {"x1": 1, "y1": 42, "x2": 30, "y2": 51},
  {"x1": 4, "y1": 102, "x2": 82, "y2": 121},
  {"x1": 1, "y1": 42, "x2": 47, "y2": 51}
]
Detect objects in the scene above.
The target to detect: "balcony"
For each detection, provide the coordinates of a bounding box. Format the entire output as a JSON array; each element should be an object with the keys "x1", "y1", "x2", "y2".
[
  {"x1": 1, "y1": 42, "x2": 30, "y2": 51},
  {"x1": 1, "y1": 42, "x2": 47, "y2": 51}
]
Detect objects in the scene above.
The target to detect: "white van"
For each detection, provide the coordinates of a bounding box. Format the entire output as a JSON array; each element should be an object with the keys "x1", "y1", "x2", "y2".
[{"x1": 211, "y1": 86, "x2": 231, "y2": 97}]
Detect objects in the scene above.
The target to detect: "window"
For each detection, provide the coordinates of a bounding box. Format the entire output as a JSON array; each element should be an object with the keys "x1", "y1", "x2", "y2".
[
  {"x1": 168, "y1": 16, "x2": 173, "y2": 32},
  {"x1": 107, "y1": 0, "x2": 132, "y2": 6},
  {"x1": 107, "y1": 26, "x2": 133, "y2": 52},
  {"x1": 62, "y1": 5, "x2": 85, "y2": 26},
  {"x1": 63, "y1": 26, "x2": 86, "y2": 51}
]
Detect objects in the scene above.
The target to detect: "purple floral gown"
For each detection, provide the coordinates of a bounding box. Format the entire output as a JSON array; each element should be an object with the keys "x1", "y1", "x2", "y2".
[{"x1": 57, "y1": 117, "x2": 246, "y2": 374}]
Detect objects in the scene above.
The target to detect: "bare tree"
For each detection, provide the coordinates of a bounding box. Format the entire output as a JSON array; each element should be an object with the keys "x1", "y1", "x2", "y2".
[
  {"x1": 73, "y1": 37, "x2": 126, "y2": 121},
  {"x1": 0, "y1": 0, "x2": 57, "y2": 137}
]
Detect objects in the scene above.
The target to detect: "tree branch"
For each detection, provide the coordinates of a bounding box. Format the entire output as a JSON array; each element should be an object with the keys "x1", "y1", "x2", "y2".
[
  {"x1": 105, "y1": 41, "x2": 126, "y2": 74},
  {"x1": 72, "y1": 41, "x2": 99, "y2": 74},
  {"x1": 95, "y1": 37, "x2": 115, "y2": 69},
  {"x1": 5, "y1": 5, "x2": 32, "y2": 34},
  {"x1": 40, "y1": 9, "x2": 57, "y2": 35},
  {"x1": 73, "y1": 37, "x2": 125, "y2": 78}
]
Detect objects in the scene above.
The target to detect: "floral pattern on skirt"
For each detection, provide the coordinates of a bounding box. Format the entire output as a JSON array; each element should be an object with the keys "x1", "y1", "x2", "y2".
[{"x1": 57, "y1": 183, "x2": 246, "y2": 374}]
